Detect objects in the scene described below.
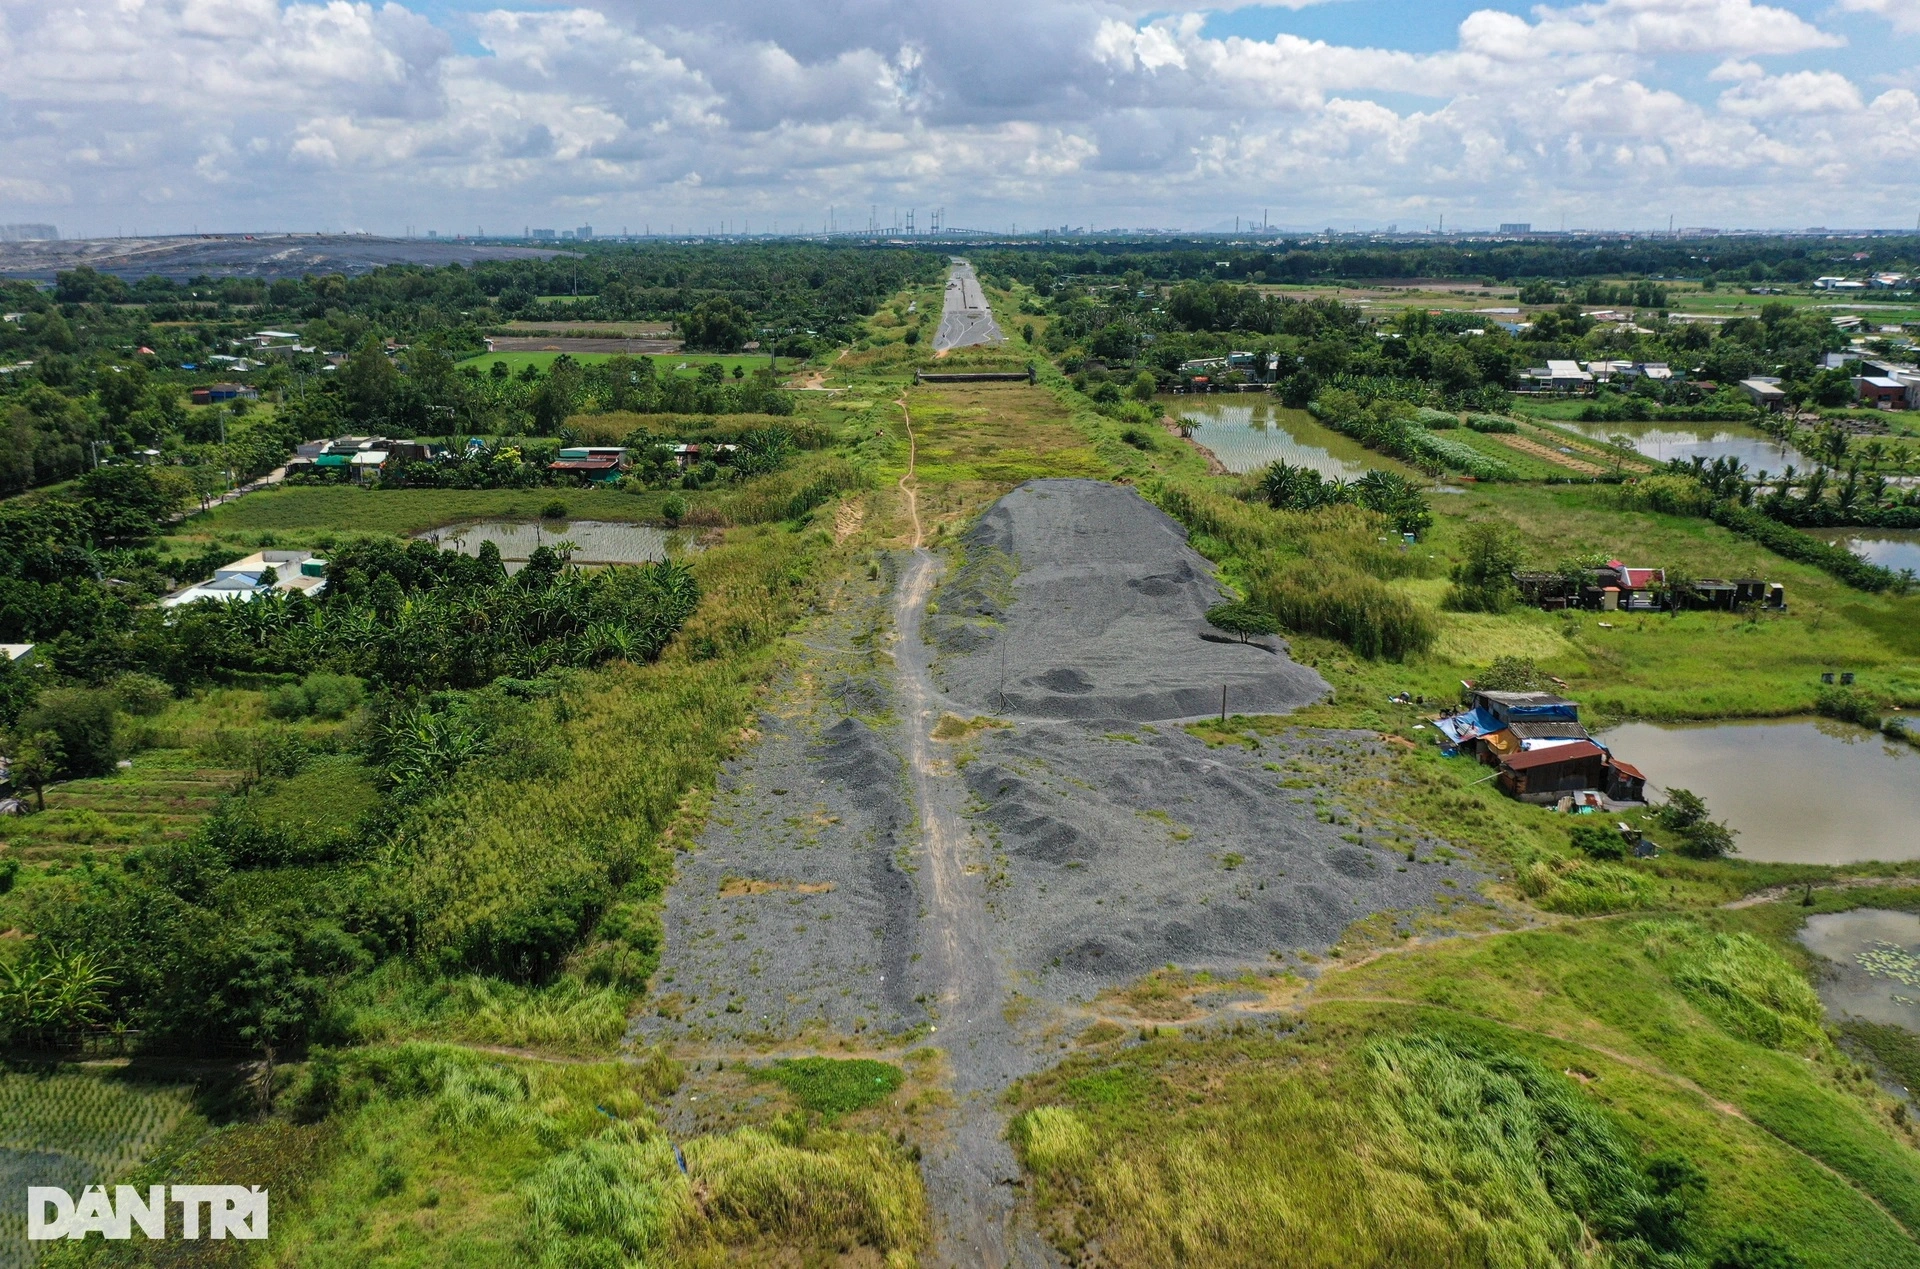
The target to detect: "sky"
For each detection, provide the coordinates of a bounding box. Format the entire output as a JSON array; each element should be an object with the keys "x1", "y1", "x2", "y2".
[{"x1": 2, "y1": 0, "x2": 1919, "y2": 239}]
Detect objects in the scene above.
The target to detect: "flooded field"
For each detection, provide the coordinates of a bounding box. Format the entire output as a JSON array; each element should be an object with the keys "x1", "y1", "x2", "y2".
[
  {"x1": 422, "y1": 519, "x2": 688, "y2": 572},
  {"x1": 1799, "y1": 909, "x2": 1920, "y2": 1031},
  {"x1": 1173, "y1": 400, "x2": 1381, "y2": 477},
  {"x1": 1596, "y1": 718, "x2": 1920, "y2": 864},
  {"x1": 1564, "y1": 420, "x2": 1810, "y2": 473},
  {"x1": 1813, "y1": 528, "x2": 1920, "y2": 577}
]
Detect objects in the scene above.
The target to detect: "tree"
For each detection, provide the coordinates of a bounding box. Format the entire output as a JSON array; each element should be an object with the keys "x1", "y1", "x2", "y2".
[
  {"x1": 6, "y1": 729, "x2": 64, "y2": 811},
  {"x1": 340, "y1": 334, "x2": 400, "y2": 425},
  {"x1": 1447, "y1": 520, "x2": 1524, "y2": 613},
  {"x1": 680, "y1": 297, "x2": 749, "y2": 351},
  {"x1": 1205, "y1": 601, "x2": 1281, "y2": 643},
  {"x1": 18, "y1": 688, "x2": 118, "y2": 778}
]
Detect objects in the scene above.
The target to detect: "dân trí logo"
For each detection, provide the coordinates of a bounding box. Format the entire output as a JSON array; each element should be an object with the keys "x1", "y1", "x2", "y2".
[{"x1": 27, "y1": 1186, "x2": 268, "y2": 1241}]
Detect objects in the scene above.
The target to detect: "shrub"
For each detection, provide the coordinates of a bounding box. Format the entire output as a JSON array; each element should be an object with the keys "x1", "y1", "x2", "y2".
[
  {"x1": 266, "y1": 672, "x2": 365, "y2": 721},
  {"x1": 541, "y1": 500, "x2": 569, "y2": 520},
  {"x1": 660, "y1": 495, "x2": 687, "y2": 527},
  {"x1": 684, "y1": 1125, "x2": 927, "y2": 1254},
  {"x1": 1466, "y1": 413, "x2": 1518, "y2": 433},
  {"x1": 1244, "y1": 560, "x2": 1437, "y2": 661},
  {"x1": 1815, "y1": 686, "x2": 1881, "y2": 730},
  {"x1": 111, "y1": 672, "x2": 173, "y2": 717},
  {"x1": 1711, "y1": 1227, "x2": 1805, "y2": 1269},
  {"x1": 1616, "y1": 475, "x2": 1714, "y2": 517},
  {"x1": 1569, "y1": 822, "x2": 1627, "y2": 861},
  {"x1": 1414, "y1": 407, "x2": 1460, "y2": 429}
]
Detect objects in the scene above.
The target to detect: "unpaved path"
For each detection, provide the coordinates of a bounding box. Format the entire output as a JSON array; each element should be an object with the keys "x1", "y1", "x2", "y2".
[{"x1": 895, "y1": 396, "x2": 1058, "y2": 1267}]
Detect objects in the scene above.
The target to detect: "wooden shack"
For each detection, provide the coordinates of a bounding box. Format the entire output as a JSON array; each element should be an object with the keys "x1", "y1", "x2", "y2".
[{"x1": 1497, "y1": 741, "x2": 1610, "y2": 803}]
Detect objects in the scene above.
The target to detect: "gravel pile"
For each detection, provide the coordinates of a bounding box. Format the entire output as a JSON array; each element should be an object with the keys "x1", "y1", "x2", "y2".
[
  {"x1": 930, "y1": 479, "x2": 1330, "y2": 721},
  {"x1": 960, "y1": 721, "x2": 1474, "y2": 1002}
]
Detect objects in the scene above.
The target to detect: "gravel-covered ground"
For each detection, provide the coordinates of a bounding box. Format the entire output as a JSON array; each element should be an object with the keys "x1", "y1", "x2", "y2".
[
  {"x1": 629, "y1": 561, "x2": 929, "y2": 1048},
  {"x1": 929, "y1": 478, "x2": 1330, "y2": 721},
  {"x1": 958, "y1": 720, "x2": 1469, "y2": 1003}
]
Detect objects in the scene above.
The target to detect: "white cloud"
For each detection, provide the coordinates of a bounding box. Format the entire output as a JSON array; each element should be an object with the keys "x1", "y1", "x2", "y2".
[
  {"x1": 0, "y1": 0, "x2": 1914, "y2": 233},
  {"x1": 1838, "y1": 0, "x2": 1920, "y2": 34}
]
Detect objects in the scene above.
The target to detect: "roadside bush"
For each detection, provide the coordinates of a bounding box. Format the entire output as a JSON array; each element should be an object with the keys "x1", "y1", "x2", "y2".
[{"x1": 1244, "y1": 558, "x2": 1437, "y2": 661}]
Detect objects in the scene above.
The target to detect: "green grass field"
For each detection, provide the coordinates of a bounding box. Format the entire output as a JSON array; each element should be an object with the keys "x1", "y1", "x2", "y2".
[
  {"x1": 167, "y1": 485, "x2": 677, "y2": 548},
  {"x1": 455, "y1": 351, "x2": 779, "y2": 376}
]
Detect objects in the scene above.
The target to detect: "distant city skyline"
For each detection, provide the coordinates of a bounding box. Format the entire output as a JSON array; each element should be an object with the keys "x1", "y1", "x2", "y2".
[{"x1": 4, "y1": 0, "x2": 1920, "y2": 238}]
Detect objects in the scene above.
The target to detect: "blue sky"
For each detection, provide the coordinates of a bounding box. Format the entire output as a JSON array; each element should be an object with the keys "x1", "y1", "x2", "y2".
[{"x1": 3, "y1": 0, "x2": 1918, "y2": 238}]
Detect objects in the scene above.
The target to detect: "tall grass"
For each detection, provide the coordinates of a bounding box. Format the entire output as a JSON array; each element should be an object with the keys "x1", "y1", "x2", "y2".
[
  {"x1": 1151, "y1": 481, "x2": 1438, "y2": 660},
  {"x1": 1632, "y1": 919, "x2": 1826, "y2": 1052},
  {"x1": 1011, "y1": 1029, "x2": 1685, "y2": 1268}
]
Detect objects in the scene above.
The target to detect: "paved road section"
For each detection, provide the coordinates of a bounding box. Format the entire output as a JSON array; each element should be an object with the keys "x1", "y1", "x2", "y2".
[{"x1": 932, "y1": 259, "x2": 1006, "y2": 352}]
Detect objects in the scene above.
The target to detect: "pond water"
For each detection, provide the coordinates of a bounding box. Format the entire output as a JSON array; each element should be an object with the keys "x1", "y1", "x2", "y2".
[
  {"x1": 422, "y1": 520, "x2": 688, "y2": 573},
  {"x1": 1799, "y1": 909, "x2": 1920, "y2": 1032},
  {"x1": 1595, "y1": 718, "x2": 1920, "y2": 865},
  {"x1": 1173, "y1": 401, "x2": 1381, "y2": 478},
  {"x1": 1563, "y1": 420, "x2": 1810, "y2": 474},
  {"x1": 1813, "y1": 529, "x2": 1920, "y2": 577}
]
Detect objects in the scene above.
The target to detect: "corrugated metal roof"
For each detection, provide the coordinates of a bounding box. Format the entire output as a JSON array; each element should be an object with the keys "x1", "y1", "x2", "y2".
[
  {"x1": 1500, "y1": 740, "x2": 1604, "y2": 771},
  {"x1": 1507, "y1": 721, "x2": 1591, "y2": 741}
]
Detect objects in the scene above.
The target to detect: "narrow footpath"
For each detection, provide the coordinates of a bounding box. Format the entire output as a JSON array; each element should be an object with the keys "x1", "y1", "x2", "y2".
[{"x1": 893, "y1": 397, "x2": 1057, "y2": 1268}]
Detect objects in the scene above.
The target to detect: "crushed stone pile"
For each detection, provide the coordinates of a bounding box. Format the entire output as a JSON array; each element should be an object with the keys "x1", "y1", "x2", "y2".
[{"x1": 929, "y1": 479, "x2": 1330, "y2": 721}]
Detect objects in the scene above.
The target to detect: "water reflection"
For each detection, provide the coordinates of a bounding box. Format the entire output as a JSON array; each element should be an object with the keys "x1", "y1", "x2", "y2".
[
  {"x1": 1174, "y1": 401, "x2": 1380, "y2": 478},
  {"x1": 1800, "y1": 909, "x2": 1920, "y2": 1032},
  {"x1": 1596, "y1": 718, "x2": 1920, "y2": 864},
  {"x1": 423, "y1": 520, "x2": 689, "y2": 573},
  {"x1": 1814, "y1": 529, "x2": 1920, "y2": 577},
  {"x1": 1564, "y1": 421, "x2": 1810, "y2": 473}
]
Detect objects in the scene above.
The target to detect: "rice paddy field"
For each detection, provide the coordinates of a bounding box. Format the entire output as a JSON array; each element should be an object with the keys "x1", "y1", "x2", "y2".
[{"x1": 0, "y1": 1068, "x2": 200, "y2": 1269}]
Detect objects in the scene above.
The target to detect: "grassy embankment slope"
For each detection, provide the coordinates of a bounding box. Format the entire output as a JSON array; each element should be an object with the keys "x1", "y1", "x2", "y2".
[{"x1": 952, "y1": 349, "x2": 1920, "y2": 1265}]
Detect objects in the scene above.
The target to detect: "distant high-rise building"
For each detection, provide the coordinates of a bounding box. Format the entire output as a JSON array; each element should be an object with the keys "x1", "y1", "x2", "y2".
[
  {"x1": 426, "y1": 229, "x2": 438, "y2": 239},
  {"x1": 1499, "y1": 222, "x2": 1532, "y2": 235},
  {"x1": 0, "y1": 224, "x2": 59, "y2": 242},
  {"x1": 531, "y1": 228, "x2": 557, "y2": 240},
  {"x1": 575, "y1": 225, "x2": 593, "y2": 241}
]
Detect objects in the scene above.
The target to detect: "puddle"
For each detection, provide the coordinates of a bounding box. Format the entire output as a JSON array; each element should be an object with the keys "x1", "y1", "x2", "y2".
[
  {"x1": 421, "y1": 520, "x2": 690, "y2": 573},
  {"x1": 1563, "y1": 420, "x2": 1809, "y2": 473},
  {"x1": 1595, "y1": 718, "x2": 1920, "y2": 864},
  {"x1": 1812, "y1": 529, "x2": 1920, "y2": 577},
  {"x1": 1173, "y1": 401, "x2": 1381, "y2": 477},
  {"x1": 1799, "y1": 909, "x2": 1920, "y2": 1030}
]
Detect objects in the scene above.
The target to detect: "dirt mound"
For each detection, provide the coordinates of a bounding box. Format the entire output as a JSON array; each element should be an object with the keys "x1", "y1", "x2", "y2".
[{"x1": 931, "y1": 480, "x2": 1329, "y2": 721}]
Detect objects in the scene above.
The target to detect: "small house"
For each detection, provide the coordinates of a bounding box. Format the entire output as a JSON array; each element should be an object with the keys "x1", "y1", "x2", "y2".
[
  {"x1": 549, "y1": 446, "x2": 629, "y2": 484},
  {"x1": 162, "y1": 550, "x2": 328, "y2": 608},
  {"x1": 1854, "y1": 376, "x2": 1909, "y2": 409},
  {"x1": 1737, "y1": 378, "x2": 1787, "y2": 411},
  {"x1": 1497, "y1": 741, "x2": 1611, "y2": 802}
]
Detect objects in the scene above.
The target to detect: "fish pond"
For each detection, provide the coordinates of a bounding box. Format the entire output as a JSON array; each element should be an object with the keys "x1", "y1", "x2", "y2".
[
  {"x1": 1813, "y1": 528, "x2": 1920, "y2": 578},
  {"x1": 1563, "y1": 420, "x2": 1810, "y2": 473},
  {"x1": 421, "y1": 520, "x2": 690, "y2": 573},
  {"x1": 1596, "y1": 717, "x2": 1920, "y2": 865},
  {"x1": 1173, "y1": 401, "x2": 1384, "y2": 478},
  {"x1": 1799, "y1": 909, "x2": 1920, "y2": 1031}
]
